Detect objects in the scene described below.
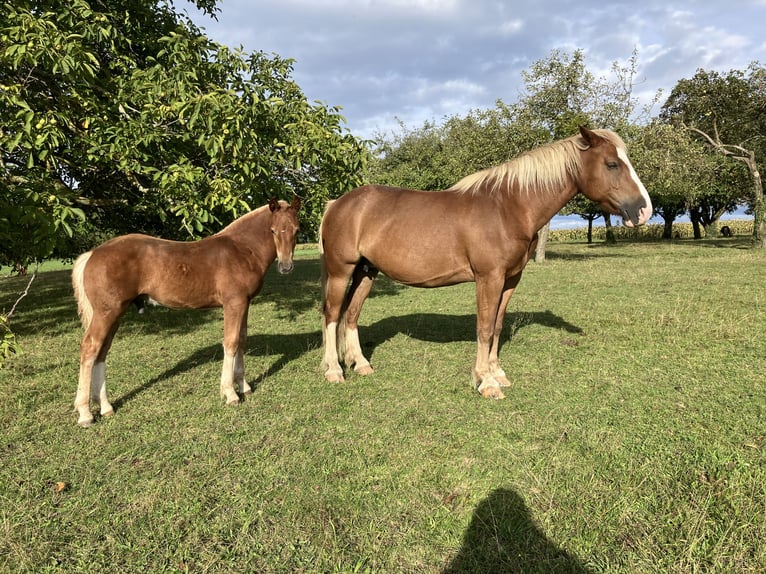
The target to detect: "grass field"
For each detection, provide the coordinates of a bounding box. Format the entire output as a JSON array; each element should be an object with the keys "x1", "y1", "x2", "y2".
[{"x1": 1, "y1": 239, "x2": 764, "y2": 573}]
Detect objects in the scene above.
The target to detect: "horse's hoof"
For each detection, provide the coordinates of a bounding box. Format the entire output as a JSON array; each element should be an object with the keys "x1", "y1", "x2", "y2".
[
  {"x1": 100, "y1": 408, "x2": 114, "y2": 418},
  {"x1": 496, "y1": 375, "x2": 511, "y2": 388},
  {"x1": 355, "y1": 365, "x2": 374, "y2": 376},
  {"x1": 480, "y1": 386, "x2": 506, "y2": 400},
  {"x1": 77, "y1": 417, "x2": 94, "y2": 428},
  {"x1": 225, "y1": 396, "x2": 241, "y2": 406},
  {"x1": 325, "y1": 371, "x2": 345, "y2": 383}
]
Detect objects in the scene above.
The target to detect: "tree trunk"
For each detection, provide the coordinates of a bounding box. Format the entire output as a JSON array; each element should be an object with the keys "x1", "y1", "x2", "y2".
[
  {"x1": 688, "y1": 126, "x2": 764, "y2": 248},
  {"x1": 604, "y1": 214, "x2": 615, "y2": 244},
  {"x1": 587, "y1": 219, "x2": 593, "y2": 244},
  {"x1": 750, "y1": 162, "x2": 765, "y2": 248},
  {"x1": 662, "y1": 215, "x2": 675, "y2": 239},
  {"x1": 535, "y1": 222, "x2": 550, "y2": 263}
]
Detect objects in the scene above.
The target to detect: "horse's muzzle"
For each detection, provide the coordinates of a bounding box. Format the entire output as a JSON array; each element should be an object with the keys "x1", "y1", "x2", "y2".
[
  {"x1": 278, "y1": 260, "x2": 295, "y2": 274},
  {"x1": 621, "y1": 199, "x2": 653, "y2": 228}
]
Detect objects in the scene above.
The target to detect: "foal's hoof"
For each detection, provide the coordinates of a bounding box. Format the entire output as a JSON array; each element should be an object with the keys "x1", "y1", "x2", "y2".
[
  {"x1": 225, "y1": 396, "x2": 241, "y2": 406},
  {"x1": 355, "y1": 365, "x2": 374, "y2": 376},
  {"x1": 77, "y1": 418, "x2": 94, "y2": 428},
  {"x1": 479, "y1": 385, "x2": 506, "y2": 400}
]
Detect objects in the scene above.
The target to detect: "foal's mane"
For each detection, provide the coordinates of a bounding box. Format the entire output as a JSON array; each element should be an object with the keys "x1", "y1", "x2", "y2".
[
  {"x1": 215, "y1": 203, "x2": 272, "y2": 235},
  {"x1": 449, "y1": 129, "x2": 626, "y2": 195}
]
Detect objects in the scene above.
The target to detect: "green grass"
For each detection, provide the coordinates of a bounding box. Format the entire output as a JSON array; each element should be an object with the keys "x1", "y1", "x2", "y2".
[{"x1": 1, "y1": 239, "x2": 765, "y2": 573}]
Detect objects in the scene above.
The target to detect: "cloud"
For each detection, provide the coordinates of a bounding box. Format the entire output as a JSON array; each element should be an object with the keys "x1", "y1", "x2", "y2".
[{"x1": 190, "y1": 0, "x2": 766, "y2": 137}]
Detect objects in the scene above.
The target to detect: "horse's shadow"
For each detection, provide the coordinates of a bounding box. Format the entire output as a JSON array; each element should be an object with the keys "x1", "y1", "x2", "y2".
[
  {"x1": 111, "y1": 329, "x2": 321, "y2": 412},
  {"x1": 360, "y1": 310, "x2": 583, "y2": 361},
  {"x1": 443, "y1": 487, "x2": 591, "y2": 573},
  {"x1": 112, "y1": 309, "x2": 581, "y2": 411}
]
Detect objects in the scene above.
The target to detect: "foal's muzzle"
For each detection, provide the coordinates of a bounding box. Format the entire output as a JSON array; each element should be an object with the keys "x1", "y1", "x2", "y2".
[{"x1": 277, "y1": 259, "x2": 295, "y2": 274}]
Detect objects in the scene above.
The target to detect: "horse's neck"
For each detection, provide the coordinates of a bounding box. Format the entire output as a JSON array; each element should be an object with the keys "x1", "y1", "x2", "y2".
[{"x1": 500, "y1": 180, "x2": 579, "y2": 234}]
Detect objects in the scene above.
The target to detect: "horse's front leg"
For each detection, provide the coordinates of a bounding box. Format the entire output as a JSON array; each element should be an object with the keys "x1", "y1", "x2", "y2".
[
  {"x1": 473, "y1": 275, "x2": 506, "y2": 399},
  {"x1": 489, "y1": 274, "x2": 522, "y2": 388},
  {"x1": 221, "y1": 302, "x2": 247, "y2": 405}
]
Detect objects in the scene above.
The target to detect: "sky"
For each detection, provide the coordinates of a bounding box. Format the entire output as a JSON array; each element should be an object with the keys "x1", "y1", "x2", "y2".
[{"x1": 187, "y1": 0, "x2": 766, "y2": 140}]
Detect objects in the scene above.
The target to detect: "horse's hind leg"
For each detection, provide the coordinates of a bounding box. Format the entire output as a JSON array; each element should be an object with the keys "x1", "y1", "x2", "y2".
[
  {"x1": 75, "y1": 316, "x2": 119, "y2": 427},
  {"x1": 341, "y1": 263, "x2": 378, "y2": 375},
  {"x1": 322, "y1": 268, "x2": 355, "y2": 383}
]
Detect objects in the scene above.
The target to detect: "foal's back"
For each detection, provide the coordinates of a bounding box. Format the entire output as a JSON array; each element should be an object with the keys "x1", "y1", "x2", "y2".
[{"x1": 85, "y1": 232, "x2": 266, "y2": 310}]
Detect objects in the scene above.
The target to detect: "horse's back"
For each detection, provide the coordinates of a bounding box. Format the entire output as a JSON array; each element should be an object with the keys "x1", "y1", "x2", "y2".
[{"x1": 322, "y1": 185, "x2": 486, "y2": 286}]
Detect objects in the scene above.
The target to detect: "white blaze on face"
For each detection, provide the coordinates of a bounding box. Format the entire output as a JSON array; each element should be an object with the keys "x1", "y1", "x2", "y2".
[{"x1": 617, "y1": 147, "x2": 653, "y2": 225}]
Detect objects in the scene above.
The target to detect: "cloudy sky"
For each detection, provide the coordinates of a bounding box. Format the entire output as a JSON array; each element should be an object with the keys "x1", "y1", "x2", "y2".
[{"x1": 188, "y1": 0, "x2": 766, "y2": 139}]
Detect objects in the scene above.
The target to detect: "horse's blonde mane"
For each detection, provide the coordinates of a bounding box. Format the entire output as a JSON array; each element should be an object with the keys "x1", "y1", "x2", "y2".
[{"x1": 449, "y1": 129, "x2": 626, "y2": 195}]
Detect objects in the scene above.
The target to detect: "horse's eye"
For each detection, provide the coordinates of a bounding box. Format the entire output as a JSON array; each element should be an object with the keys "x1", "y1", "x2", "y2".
[{"x1": 606, "y1": 161, "x2": 619, "y2": 170}]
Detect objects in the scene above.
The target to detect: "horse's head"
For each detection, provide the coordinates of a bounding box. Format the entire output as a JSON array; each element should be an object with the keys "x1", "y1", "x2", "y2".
[
  {"x1": 269, "y1": 196, "x2": 301, "y2": 274},
  {"x1": 577, "y1": 126, "x2": 652, "y2": 228}
]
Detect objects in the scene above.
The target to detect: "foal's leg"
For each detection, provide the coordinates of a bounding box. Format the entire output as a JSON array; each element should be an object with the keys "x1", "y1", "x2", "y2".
[
  {"x1": 341, "y1": 264, "x2": 378, "y2": 375},
  {"x1": 74, "y1": 315, "x2": 119, "y2": 427},
  {"x1": 91, "y1": 322, "x2": 119, "y2": 417},
  {"x1": 473, "y1": 275, "x2": 506, "y2": 399},
  {"x1": 488, "y1": 274, "x2": 522, "y2": 388},
  {"x1": 221, "y1": 301, "x2": 248, "y2": 405},
  {"x1": 233, "y1": 305, "x2": 251, "y2": 395}
]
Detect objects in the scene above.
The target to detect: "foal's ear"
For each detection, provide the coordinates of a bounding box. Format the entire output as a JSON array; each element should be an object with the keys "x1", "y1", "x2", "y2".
[
  {"x1": 579, "y1": 125, "x2": 604, "y2": 148},
  {"x1": 269, "y1": 197, "x2": 280, "y2": 212},
  {"x1": 290, "y1": 195, "x2": 302, "y2": 211}
]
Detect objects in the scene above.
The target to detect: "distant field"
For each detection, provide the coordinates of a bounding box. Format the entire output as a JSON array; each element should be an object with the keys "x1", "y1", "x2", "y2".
[{"x1": 1, "y1": 239, "x2": 764, "y2": 573}]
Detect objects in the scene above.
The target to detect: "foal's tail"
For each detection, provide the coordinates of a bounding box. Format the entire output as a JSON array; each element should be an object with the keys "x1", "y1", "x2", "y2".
[{"x1": 72, "y1": 251, "x2": 94, "y2": 330}]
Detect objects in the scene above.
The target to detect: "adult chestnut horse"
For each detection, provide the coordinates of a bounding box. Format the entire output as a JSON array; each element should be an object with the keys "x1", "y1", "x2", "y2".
[
  {"x1": 320, "y1": 127, "x2": 651, "y2": 399},
  {"x1": 72, "y1": 197, "x2": 301, "y2": 427}
]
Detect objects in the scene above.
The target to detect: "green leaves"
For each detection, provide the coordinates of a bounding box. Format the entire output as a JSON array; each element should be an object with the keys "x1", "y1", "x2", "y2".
[{"x1": 1, "y1": 0, "x2": 369, "y2": 264}]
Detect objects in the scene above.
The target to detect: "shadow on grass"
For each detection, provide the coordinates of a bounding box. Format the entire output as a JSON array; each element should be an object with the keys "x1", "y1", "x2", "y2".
[
  {"x1": 110, "y1": 310, "x2": 579, "y2": 414},
  {"x1": 111, "y1": 328, "x2": 321, "y2": 413},
  {"x1": 443, "y1": 488, "x2": 590, "y2": 574},
  {"x1": 360, "y1": 311, "x2": 583, "y2": 361}
]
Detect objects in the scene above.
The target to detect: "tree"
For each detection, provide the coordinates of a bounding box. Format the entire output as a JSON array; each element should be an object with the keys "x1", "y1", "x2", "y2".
[
  {"x1": 661, "y1": 65, "x2": 766, "y2": 246},
  {"x1": 0, "y1": 0, "x2": 368, "y2": 272},
  {"x1": 514, "y1": 49, "x2": 652, "y2": 260},
  {"x1": 629, "y1": 122, "x2": 719, "y2": 239}
]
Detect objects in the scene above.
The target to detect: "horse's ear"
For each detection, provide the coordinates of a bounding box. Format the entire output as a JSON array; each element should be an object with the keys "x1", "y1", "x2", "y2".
[
  {"x1": 290, "y1": 195, "x2": 301, "y2": 211},
  {"x1": 269, "y1": 197, "x2": 279, "y2": 212},
  {"x1": 579, "y1": 125, "x2": 603, "y2": 148}
]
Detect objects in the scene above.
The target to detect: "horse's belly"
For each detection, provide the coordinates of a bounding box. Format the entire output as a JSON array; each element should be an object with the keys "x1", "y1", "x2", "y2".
[{"x1": 372, "y1": 254, "x2": 475, "y2": 288}]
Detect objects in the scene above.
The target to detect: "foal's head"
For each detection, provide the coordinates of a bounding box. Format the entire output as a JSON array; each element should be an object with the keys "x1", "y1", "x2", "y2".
[
  {"x1": 577, "y1": 127, "x2": 652, "y2": 227},
  {"x1": 269, "y1": 196, "x2": 301, "y2": 274}
]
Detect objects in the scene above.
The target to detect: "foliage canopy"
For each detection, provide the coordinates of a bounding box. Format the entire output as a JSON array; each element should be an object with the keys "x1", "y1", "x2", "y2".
[{"x1": 0, "y1": 0, "x2": 369, "y2": 268}]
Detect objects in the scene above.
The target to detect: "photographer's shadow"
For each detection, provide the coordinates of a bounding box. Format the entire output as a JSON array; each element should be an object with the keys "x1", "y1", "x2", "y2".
[{"x1": 444, "y1": 488, "x2": 591, "y2": 574}]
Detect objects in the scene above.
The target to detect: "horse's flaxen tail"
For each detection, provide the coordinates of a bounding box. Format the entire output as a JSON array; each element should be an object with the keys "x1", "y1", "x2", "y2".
[
  {"x1": 318, "y1": 199, "x2": 335, "y2": 311},
  {"x1": 72, "y1": 251, "x2": 94, "y2": 330}
]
